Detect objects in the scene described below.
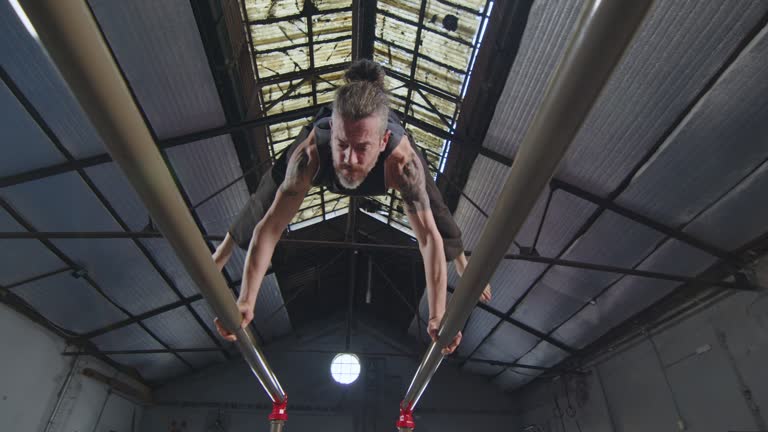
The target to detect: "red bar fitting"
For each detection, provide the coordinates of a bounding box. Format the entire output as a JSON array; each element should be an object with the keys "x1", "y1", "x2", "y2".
[
  {"x1": 396, "y1": 401, "x2": 415, "y2": 429},
  {"x1": 269, "y1": 397, "x2": 288, "y2": 422}
]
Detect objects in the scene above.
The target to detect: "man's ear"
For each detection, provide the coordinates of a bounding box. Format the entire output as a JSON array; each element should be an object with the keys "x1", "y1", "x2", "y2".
[{"x1": 380, "y1": 130, "x2": 392, "y2": 152}]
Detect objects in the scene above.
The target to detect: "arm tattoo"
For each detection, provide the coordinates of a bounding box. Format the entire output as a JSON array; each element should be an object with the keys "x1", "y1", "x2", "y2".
[
  {"x1": 398, "y1": 156, "x2": 429, "y2": 213},
  {"x1": 280, "y1": 150, "x2": 310, "y2": 196}
]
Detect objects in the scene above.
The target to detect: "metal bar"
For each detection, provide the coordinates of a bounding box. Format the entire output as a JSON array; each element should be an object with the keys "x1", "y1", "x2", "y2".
[
  {"x1": 262, "y1": 77, "x2": 310, "y2": 114},
  {"x1": 374, "y1": 36, "x2": 467, "y2": 76},
  {"x1": 383, "y1": 66, "x2": 461, "y2": 104},
  {"x1": 345, "y1": 198, "x2": 359, "y2": 350},
  {"x1": 550, "y1": 178, "x2": 739, "y2": 263},
  {"x1": 5, "y1": 267, "x2": 71, "y2": 290},
  {"x1": 414, "y1": 87, "x2": 453, "y2": 129},
  {"x1": 18, "y1": 0, "x2": 287, "y2": 404},
  {"x1": 400, "y1": 0, "x2": 652, "y2": 412},
  {"x1": 403, "y1": 0, "x2": 430, "y2": 134},
  {"x1": 506, "y1": 253, "x2": 751, "y2": 290},
  {"x1": 256, "y1": 62, "x2": 350, "y2": 87},
  {"x1": 255, "y1": 34, "x2": 350, "y2": 56}
]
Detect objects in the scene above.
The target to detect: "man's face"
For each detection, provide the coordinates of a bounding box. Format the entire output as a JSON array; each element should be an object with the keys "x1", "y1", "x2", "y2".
[{"x1": 331, "y1": 113, "x2": 390, "y2": 189}]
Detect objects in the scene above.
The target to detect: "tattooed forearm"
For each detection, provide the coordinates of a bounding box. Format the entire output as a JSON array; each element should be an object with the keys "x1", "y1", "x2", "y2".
[
  {"x1": 398, "y1": 156, "x2": 429, "y2": 213},
  {"x1": 280, "y1": 150, "x2": 310, "y2": 196}
]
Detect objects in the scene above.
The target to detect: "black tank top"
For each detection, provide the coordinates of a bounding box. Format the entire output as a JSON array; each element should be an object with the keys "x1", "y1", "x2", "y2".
[{"x1": 311, "y1": 107, "x2": 406, "y2": 196}]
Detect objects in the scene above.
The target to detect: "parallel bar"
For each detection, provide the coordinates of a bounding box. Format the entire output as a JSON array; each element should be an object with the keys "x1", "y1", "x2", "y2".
[
  {"x1": 401, "y1": 0, "x2": 653, "y2": 412},
  {"x1": 18, "y1": 0, "x2": 286, "y2": 403}
]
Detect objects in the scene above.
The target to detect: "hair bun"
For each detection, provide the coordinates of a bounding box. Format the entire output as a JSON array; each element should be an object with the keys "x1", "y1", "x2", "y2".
[{"x1": 344, "y1": 59, "x2": 386, "y2": 87}]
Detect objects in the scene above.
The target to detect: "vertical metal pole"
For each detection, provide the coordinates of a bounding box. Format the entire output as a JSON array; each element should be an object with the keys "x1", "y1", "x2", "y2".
[{"x1": 398, "y1": 0, "x2": 654, "y2": 421}]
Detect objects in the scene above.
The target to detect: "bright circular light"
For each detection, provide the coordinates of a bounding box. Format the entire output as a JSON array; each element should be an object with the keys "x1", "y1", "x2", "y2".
[{"x1": 330, "y1": 353, "x2": 361, "y2": 384}]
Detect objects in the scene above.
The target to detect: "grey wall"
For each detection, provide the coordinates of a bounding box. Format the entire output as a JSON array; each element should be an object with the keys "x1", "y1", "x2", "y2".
[
  {"x1": 0, "y1": 304, "x2": 145, "y2": 432},
  {"x1": 510, "y1": 258, "x2": 768, "y2": 432},
  {"x1": 140, "y1": 320, "x2": 519, "y2": 432}
]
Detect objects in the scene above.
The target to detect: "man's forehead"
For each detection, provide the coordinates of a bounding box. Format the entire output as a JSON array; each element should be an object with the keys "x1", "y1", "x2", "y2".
[{"x1": 331, "y1": 114, "x2": 385, "y2": 139}]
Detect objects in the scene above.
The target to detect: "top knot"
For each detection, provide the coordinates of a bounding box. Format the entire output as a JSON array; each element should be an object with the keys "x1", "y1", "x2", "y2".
[{"x1": 344, "y1": 59, "x2": 386, "y2": 87}]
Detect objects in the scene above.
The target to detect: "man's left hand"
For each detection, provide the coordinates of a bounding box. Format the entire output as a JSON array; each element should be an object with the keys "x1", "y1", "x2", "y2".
[{"x1": 428, "y1": 316, "x2": 462, "y2": 355}]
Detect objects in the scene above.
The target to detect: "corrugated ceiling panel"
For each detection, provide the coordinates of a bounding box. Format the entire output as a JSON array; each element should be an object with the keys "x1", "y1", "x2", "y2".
[
  {"x1": 252, "y1": 274, "x2": 293, "y2": 342},
  {"x1": 0, "y1": 172, "x2": 120, "y2": 232},
  {"x1": 245, "y1": 0, "x2": 301, "y2": 21},
  {"x1": 477, "y1": 321, "x2": 541, "y2": 363},
  {"x1": 554, "y1": 1, "x2": 768, "y2": 196},
  {"x1": 196, "y1": 182, "x2": 251, "y2": 237},
  {"x1": 414, "y1": 57, "x2": 464, "y2": 97},
  {"x1": 109, "y1": 353, "x2": 189, "y2": 382},
  {"x1": 316, "y1": 0, "x2": 352, "y2": 11},
  {"x1": 0, "y1": 209, "x2": 66, "y2": 286},
  {"x1": 516, "y1": 341, "x2": 568, "y2": 369},
  {"x1": 510, "y1": 212, "x2": 667, "y2": 333},
  {"x1": 85, "y1": 162, "x2": 148, "y2": 232},
  {"x1": 493, "y1": 368, "x2": 536, "y2": 391},
  {"x1": 482, "y1": 0, "x2": 582, "y2": 158},
  {"x1": 11, "y1": 272, "x2": 127, "y2": 334},
  {"x1": 376, "y1": 14, "x2": 418, "y2": 52},
  {"x1": 191, "y1": 299, "x2": 219, "y2": 338},
  {"x1": 450, "y1": 155, "x2": 508, "y2": 251},
  {"x1": 143, "y1": 307, "x2": 217, "y2": 348},
  {"x1": 452, "y1": 157, "x2": 598, "y2": 257},
  {"x1": 461, "y1": 358, "x2": 503, "y2": 378},
  {"x1": 251, "y1": 19, "x2": 309, "y2": 52},
  {"x1": 313, "y1": 11, "x2": 353, "y2": 42},
  {"x1": 0, "y1": 1, "x2": 104, "y2": 157},
  {"x1": 222, "y1": 241, "x2": 247, "y2": 278},
  {"x1": 89, "y1": 0, "x2": 227, "y2": 139},
  {"x1": 52, "y1": 239, "x2": 178, "y2": 315},
  {"x1": 180, "y1": 351, "x2": 227, "y2": 370},
  {"x1": 378, "y1": 0, "x2": 419, "y2": 23},
  {"x1": 0, "y1": 80, "x2": 65, "y2": 176},
  {"x1": 553, "y1": 240, "x2": 717, "y2": 349},
  {"x1": 481, "y1": 260, "x2": 549, "y2": 315},
  {"x1": 424, "y1": 0, "x2": 485, "y2": 41},
  {"x1": 487, "y1": 2, "x2": 767, "y2": 199},
  {"x1": 616, "y1": 23, "x2": 768, "y2": 227},
  {"x1": 165, "y1": 135, "x2": 250, "y2": 235},
  {"x1": 92, "y1": 323, "x2": 163, "y2": 351},
  {"x1": 141, "y1": 239, "x2": 200, "y2": 298},
  {"x1": 685, "y1": 161, "x2": 768, "y2": 251},
  {"x1": 0, "y1": 239, "x2": 64, "y2": 287},
  {"x1": 452, "y1": 304, "x2": 499, "y2": 355},
  {"x1": 257, "y1": 47, "x2": 311, "y2": 78}
]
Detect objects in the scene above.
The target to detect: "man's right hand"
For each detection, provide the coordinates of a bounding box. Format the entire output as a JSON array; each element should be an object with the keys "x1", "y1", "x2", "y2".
[{"x1": 214, "y1": 300, "x2": 254, "y2": 342}]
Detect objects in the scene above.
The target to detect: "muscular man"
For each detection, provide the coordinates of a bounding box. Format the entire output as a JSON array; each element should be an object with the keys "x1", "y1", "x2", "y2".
[{"x1": 212, "y1": 60, "x2": 490, "y2": 355}]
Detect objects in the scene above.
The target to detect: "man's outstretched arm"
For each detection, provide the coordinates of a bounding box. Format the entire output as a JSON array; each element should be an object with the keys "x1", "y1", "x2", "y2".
[
  {"x1": 216, "y1": 134, "x2": 317, "y2": 341},
  {"x1": 396, "y1": 150, "x2": 461, "y2": 355}
]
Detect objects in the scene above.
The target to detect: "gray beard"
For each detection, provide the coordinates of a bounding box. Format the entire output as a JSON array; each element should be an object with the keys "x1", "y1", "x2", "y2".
[{"x1": 336, "y1": 170, "x2": 364, "y2": 190}]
